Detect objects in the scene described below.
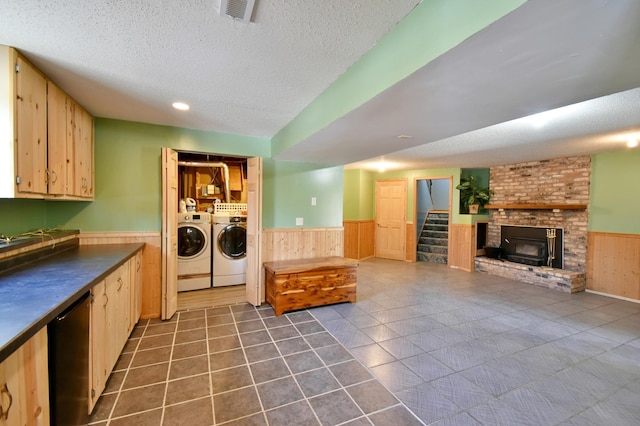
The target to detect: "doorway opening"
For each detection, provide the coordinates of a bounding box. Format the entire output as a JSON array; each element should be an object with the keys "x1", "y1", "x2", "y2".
[{"x1": 415, "y1": 177, "x2": 451, "y2": 264}]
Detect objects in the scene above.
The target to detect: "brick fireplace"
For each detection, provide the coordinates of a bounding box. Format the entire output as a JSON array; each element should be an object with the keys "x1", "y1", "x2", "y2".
[{"x1": 475, "y1": 155, "x2": 590, "y2": 292}]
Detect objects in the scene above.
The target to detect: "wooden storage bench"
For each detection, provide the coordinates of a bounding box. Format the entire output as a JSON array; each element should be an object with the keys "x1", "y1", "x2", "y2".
[{"x1": 264, "y1": 257, "x2": 358, "y2": 316}]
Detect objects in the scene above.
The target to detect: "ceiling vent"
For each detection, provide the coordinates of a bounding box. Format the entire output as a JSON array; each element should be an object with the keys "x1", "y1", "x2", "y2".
[{"x1": 220, "y1": 0, "x2": 256, "y2": 23}]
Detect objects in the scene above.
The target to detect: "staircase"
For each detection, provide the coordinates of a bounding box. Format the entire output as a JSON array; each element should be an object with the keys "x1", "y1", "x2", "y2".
[{"x1": 417, "y1": 211, "x2": 449, "y2": 264}]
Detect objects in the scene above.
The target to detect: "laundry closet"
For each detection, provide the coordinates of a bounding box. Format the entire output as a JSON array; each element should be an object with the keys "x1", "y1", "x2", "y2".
[{"x1": 176, "y1": 152, "x2": 248, "y2": 301}]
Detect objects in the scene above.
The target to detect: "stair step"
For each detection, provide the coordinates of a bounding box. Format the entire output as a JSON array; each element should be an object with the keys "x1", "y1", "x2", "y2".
[
  {"x1": 417, "y1": 252, "x2": 448, "y2": 264},
  {"x1": 424, "y1": 224, "x2": 448, "y2": 231},
  {"x1": 417, "y1": 244, "x2": 448, "y2": 254},
  {"x1": 426, "y1": 218, "x2": 449, "y2": 225},
  {"x1": 419, "y1": 237, "x2": 448, "y2": 246},
  {"x1": 422, "y1": 230, "x2": 448, "y2": 238}
]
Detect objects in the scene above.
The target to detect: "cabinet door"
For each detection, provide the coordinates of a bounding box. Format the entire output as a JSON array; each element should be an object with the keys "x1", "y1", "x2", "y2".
[
  {"x1": 89, "y1": 280, "x2": 107, "y2": 413},
  {"x1": 15, "y1": 56, "x2": 47, "y2": 196},
  {"x1": 0, "y1": 328, "x2": 49, "y2": 426},
  {"x1": 129, "y1": 251, "x2": 142, "y2": 329},
  {"x1": 73, "y1": 103, "x2": 94, "y2": 198},
  {"x1": 46, "y1": 81, "x2": 71, "y2": 196},
  {"x1": 104, "y1": 261, "x2": 130, "y2": 374}
]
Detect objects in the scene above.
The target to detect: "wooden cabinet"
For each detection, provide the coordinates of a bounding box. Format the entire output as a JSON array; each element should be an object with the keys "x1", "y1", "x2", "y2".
[
  {"x1": 0, "y1": 328, "x2": 49, "y2": 426},
  {"x1": 264, "y1": 257, "x2": 358, "y2": 316},
  {"x1": 89, "y1": 254, "x2": 141, "y2": 413},
  {"x1": 73, "y1": 101, "x2": 94, "y2": 198},
  {"x1": 130, "y1": 251, "x2": 142, "y2": 329},
  {"x1": 15, "y1": 55, "x2": 48, "y2": 196},
  {"x1": 47, "y1": 81, "x2": 70, "y2": 196},
  {"x1": 0, "y1": 44, "x2": 94, "y2": 200},
  {"x1": 89, "y1": 279, "x2": 107, "y2": 413},
  {"x1": 48, "y1": 80, "x2": 95, "y2": 199}
]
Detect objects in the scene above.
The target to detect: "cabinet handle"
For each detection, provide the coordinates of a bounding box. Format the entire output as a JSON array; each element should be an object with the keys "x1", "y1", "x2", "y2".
[
  {"x1": 0, "y1": 382, "x2": 13, "y2": 421},
  {"x1": 137, "y1": 260, "x2": 141, "y2": 272},
  {"x1": 51, "y1": 170, "x2": 57, "y2": 184},
  {"x1": 117, "y1": 277, "x2": 123, "y2": 291},
  {"x1": 102, "y1": 293, "x2": 108, "y2": 307}
]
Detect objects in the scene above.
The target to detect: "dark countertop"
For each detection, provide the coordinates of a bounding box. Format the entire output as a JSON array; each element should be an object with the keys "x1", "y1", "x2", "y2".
[{"x1": 0, "y1": 243, "x2": 143, "y2": 363}]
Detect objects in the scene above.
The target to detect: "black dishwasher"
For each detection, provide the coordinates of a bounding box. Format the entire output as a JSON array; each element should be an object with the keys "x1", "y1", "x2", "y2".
[{"x1": 48, "y1": 292, "x2": 90, "y2": 426}]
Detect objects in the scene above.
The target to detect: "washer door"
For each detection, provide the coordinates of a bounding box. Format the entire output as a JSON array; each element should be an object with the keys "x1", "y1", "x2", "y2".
[
  {"x1": 218, "y1": 224, "x2": 247, "y2": 259},
  {"x1": 178, "y1": 225, "x2": 207, "y2": 259}
]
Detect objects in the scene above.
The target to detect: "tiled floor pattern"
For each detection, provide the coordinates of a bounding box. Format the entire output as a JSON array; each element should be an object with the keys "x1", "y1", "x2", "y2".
[
  {"x1": 88, "y1": 301, "x2": 421, "y2": 425},
  {"x1": 312, "y1": 259, "x2": 640, "y2": 425},
  {"x1": 90, "y1": 258, "x2": 640, "y2": 425}
]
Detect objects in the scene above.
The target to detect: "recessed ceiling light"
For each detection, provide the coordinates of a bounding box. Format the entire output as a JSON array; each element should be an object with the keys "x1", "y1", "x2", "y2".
[
  {"x1": 172, "y1": 102, "x2": 190, "y2": 111},
  {"x1": 397, "y1": 135, "x2": 414, "y2": 140},
  {"x1": 628, "y1": 138, "x2": 638, "y2": 148}
]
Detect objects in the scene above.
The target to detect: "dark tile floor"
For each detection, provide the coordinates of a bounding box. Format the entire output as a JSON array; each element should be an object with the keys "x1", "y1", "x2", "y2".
[
  {"x1": 312, "y1": 259, "x2": 640, "y2": 425},
  {"x1": 89, "y1": 258, "x2": 640, "y2": 425},
  {"x1": 89, "y1": 300, "x2": 420, "y2": 425}
]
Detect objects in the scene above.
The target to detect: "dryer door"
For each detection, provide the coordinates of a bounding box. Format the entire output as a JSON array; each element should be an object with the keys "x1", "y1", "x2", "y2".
[
  {"x1": 178, "y1": 225, "x2": 207, "y2": 258},
  {"x1": 218, "y1": 224, "x2": 247, "y2": 259}
]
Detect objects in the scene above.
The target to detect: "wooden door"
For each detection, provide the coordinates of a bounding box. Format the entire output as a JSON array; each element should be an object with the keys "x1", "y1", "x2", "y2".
[
  {"x1": 15, "y1": 56, "x2": 47, "y2": 195},
  {"x1": 375, "y1": 179, "x2": 407, "y2": 260},
  {"x1": 161, "y1": 148, "x2": 178, "y2": 320},
  {"x1": 246, "y1": 157, "x2": 262, "y2": 306},
  {"x1": 46, "y1": 81, "x2": 69, "y2": 196}
]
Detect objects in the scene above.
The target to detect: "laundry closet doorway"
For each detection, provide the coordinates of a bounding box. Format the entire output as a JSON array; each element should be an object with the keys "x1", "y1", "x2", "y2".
[{"x1": 161, "y1": 148, "x2": 262, "y2": 320}]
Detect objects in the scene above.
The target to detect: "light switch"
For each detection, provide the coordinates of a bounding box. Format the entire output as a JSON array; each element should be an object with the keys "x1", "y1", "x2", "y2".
[
  {"x1": 311, "y1": 197, "x2": 316, "y2": 206},
  {"x1": 296, "y1": 217, "x2": 304, "y2": 226}
]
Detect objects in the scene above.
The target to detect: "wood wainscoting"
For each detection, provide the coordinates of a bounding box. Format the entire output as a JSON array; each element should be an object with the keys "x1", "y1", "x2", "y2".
[
  {"x1": 406, "y1": 222, "x2": 416, "y2": 262},
  {"x1": 79, "y1": 232, "x2": 162, "y2": 319},
  {"x1": 262, "y1": 227, "x2": 344, "y2": 262},
  {"x1": 449, "y1": 224, "x2": 476, "y2": 272},
  {"x1": 343, "y1": 220, "x2": 375, "y2": 260},
  {"x1": 587, "y1": 231, "x2": 640, "y2": 301},
  {"x1": 261, "y1": 227, "x2": 344, "y2": 304}
]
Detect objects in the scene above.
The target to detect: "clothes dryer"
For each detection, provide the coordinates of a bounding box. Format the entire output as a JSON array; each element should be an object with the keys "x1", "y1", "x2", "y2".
[
  {"x1": 177, "y1": 212, "x2": 212, "y2": 292},
  {"x1": 212, "y1": 214, "x2": 247, "y2": 287}
]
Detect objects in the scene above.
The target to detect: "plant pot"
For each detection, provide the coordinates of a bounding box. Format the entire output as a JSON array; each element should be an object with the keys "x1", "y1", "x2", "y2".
[{"x1": 468, "y1": 204, "x2": 480, "y2": 214}]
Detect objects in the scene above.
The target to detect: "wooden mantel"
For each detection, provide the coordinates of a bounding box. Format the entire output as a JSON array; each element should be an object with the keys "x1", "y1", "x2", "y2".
[{"x1": 485, "y1": 204, "x2": 587, "y2": 210}]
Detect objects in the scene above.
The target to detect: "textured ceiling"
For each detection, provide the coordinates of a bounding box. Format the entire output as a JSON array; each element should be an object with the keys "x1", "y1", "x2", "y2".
[
  {"x1": 280, "y1": 0, "x2": 640, "y2": 169},
  {"x1": 0, "y1": 0, "x2": 420, "y2": 137},
  {"x1": 1, "y1": 0, "x2": 639, "y2": 170}
]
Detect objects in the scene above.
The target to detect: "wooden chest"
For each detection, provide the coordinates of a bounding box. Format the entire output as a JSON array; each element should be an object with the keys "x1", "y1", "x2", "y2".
[{"x1": 264, "y1": 257, "x2": 358, "y2": 316}]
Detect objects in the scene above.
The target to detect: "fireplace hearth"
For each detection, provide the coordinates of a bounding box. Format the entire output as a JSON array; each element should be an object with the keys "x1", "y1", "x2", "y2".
[{"x1": 501, "y1": 226, "x2": 563, "y2": 269}]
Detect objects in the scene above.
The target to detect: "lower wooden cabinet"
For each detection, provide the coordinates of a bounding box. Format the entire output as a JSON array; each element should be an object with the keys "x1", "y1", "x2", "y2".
[
  {"x1": 89, "y1": 254, "x2": 141, "y2": 413},
  {"x1": 130, "y1": 252, "x2": 142, "y2": 330},
  {"x1": 0, "y1": 328, "x2": 49, "y2": 426}
]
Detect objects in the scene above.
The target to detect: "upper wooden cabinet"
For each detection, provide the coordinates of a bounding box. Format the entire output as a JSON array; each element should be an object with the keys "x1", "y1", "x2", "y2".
[
  {"x1": 15, "y1": 56, "x2": 47, "y2": 196},
  {"x1": 0, "y1": 45, "x2": 94, "y2": 200}
]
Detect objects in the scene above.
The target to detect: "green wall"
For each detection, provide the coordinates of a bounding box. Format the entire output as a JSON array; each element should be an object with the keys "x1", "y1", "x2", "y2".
[
  {"x1": 48, "y1": 119, "x2": 270, "y2": 232},
  {"x1": 343, "y1": 169, "x2": 374, "y2": 221},
  {"x1": 343, "y1": 167, "x2": 463, "y2": 223},
  {"x1": 272, "y1": 0, "x2": 526, "y2": 155},
  {"x1": 263, "y1": 159, "x2": 343, "y2": 229},
  {"x1": 0, "y1": 199, "x2": 47, "y2": 237},
  {"x1": 589, "y1": 149, "x2": 640, "y2": 234}
]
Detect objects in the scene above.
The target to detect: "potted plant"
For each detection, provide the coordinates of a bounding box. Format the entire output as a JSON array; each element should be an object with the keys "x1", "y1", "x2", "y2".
[{"x1": 456, "y1": 175, "x2": 493, "y2": 214}]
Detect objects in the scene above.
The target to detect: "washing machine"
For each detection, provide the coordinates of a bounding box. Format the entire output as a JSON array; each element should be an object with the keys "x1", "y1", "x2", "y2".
[
  {"x1": 212, "y1": 209, "x2": 247, "y2": 287},
  {"x1": 177, "y1": 212, "x2": 212, "y2": 292}
]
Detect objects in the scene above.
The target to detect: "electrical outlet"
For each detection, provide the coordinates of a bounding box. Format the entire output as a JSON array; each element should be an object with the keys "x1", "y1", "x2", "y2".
[
  {"x1": 311, "y1": 197, "x2": 316, "y2": 206},
  {"x1": 296, "y1": 217, "x2": 303, "y2": 226}
]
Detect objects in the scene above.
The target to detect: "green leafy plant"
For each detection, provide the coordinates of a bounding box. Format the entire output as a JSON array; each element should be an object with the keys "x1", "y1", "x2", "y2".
[{"x1": 456, "y1": 175, "x2": 493, "y2": 214}]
